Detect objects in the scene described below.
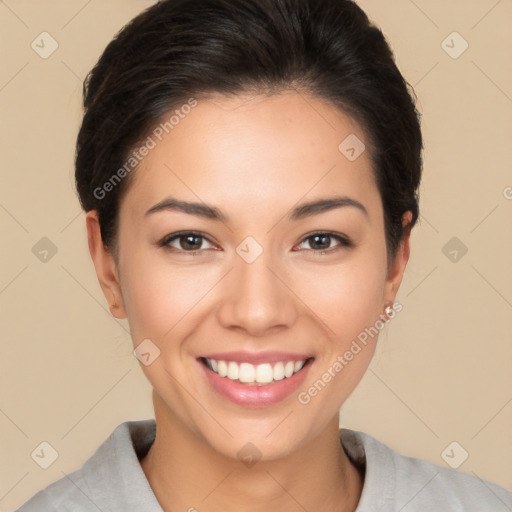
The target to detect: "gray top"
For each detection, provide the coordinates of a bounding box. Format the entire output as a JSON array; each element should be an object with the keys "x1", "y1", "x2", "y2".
[{"x1": 16, "y1": 419, "x2": 512, "y2": 511}]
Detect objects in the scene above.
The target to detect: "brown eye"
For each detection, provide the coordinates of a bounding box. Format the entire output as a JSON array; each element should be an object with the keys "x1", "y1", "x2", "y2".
[
  {"x1": 160, "y1": 231, "x2": 215, "y2": 252},
  {"x1": 296, "y1": 232, "x2": 352, "y2": 253}
]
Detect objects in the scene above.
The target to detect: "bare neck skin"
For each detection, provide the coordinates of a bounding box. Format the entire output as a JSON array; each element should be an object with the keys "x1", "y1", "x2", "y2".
[{"x1": 140, "y1": 391, "x2": 364, "y2": 512}]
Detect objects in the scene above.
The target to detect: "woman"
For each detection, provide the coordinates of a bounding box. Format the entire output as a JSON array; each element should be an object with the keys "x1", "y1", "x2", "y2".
[{"x1": 17, "y1": 0, "x2": 511, "y2": 510}]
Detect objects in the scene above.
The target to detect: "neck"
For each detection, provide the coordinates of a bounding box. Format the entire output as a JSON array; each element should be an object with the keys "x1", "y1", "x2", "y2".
[{"x1": 140, "y1": 392, "x2": 364, "y2": 512}]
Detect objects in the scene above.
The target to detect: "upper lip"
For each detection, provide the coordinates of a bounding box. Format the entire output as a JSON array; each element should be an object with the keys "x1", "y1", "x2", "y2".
[{"x1": 200, "y1": 351, "x2": 313, "y2": 365}]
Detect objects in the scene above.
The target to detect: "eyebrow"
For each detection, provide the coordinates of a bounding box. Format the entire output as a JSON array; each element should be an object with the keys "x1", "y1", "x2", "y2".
[{"x1": 144, "y1": 195, "x2": 369, "y2": 222}]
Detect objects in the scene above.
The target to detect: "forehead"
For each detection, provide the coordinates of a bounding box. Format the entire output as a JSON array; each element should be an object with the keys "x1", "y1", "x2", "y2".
[{"x1": 120, "y1": 91, "x2": 380, "y2": 222}]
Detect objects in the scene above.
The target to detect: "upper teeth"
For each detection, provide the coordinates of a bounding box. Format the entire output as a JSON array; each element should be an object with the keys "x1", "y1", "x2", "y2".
[{"x1": 205, "y1": 358, "x2": 307, "y2": 384}]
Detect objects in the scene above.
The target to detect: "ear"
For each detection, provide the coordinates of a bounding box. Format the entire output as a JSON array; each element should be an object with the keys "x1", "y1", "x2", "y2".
[
  {"x1": 85, "y1": 210, "x2": 127, "y2": 319},
  {"x1": 382, "y1": 210, "x2": 413, "y2": 307}
]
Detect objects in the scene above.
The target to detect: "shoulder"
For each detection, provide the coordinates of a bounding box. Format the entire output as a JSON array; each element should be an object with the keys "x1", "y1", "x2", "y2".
[
  {"x1": 15, "y1": 419, "x2": 160, "y2": 512},
  {"x1": 340, "y1": 428, "x2": 512, "y2": 511},
  {"x1": 16, "y1": 458, "x2": 98, "y2": 512},
  {"x1": 14, "y1": 468, "x2": 93, "y2": 512}
]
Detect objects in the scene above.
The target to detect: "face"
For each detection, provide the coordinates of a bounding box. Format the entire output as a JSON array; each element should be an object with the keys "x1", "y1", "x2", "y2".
[{"x1": 87, "y1": 91, "x2": 410, "y2": 461}]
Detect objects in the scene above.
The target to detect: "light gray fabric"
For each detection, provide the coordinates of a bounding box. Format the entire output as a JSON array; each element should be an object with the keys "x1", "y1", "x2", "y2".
[{"x1": 16, "y1": 419, "x2": 512, "y2": 511}]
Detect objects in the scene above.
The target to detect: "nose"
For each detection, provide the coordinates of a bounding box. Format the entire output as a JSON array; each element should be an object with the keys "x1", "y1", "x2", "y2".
[{"x1": 216, "y1": 249, "x2": 298, "y2": 337}]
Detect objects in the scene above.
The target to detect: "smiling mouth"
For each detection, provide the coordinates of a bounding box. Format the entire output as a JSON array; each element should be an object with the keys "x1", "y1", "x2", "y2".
[{"x1": 199, "y1": 357, "x2": 314, "y2": 386}]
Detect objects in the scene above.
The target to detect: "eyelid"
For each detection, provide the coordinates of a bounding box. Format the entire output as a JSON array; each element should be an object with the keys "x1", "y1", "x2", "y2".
[
  {"x1": 294, "y1": 231, "x2": 352, "y2": 252},
  {"x1": 159, "y1": 231, "x2": 218, "y2": 251},
  {"x1": 159, "y1": 230, "x2": 352, "y2": 254}
]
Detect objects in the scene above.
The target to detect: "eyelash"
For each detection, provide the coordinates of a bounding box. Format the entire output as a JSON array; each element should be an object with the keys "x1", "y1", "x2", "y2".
[{"x1": 158, "y1": 230, "x2": 353, "y2": 255}]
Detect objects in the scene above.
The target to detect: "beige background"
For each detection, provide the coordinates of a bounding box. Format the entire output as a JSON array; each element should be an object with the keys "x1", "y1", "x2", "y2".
[{"x1": 1, "y1": 0, "x2": 511, "y2": 509}]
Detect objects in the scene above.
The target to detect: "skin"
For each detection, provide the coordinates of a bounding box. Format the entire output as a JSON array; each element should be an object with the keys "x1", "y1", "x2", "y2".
[{"x1": 86, "y1": 90, "x2": 411, "y2": 512}]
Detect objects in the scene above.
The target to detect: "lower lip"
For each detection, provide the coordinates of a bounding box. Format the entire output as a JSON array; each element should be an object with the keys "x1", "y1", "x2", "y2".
[{"x1": 199, "y1": 359, "x2": 313, "y2": 408}]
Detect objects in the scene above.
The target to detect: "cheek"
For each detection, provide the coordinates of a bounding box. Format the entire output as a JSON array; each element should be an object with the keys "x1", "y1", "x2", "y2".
[
  {"x1": 120, "y1": 251, "x2": 217, "y2": 343},
  {"x1": 121, "y1": 246, "x2": 387, "y2": 341},
  {"x1": 296, "y1": 252, "x2": 387, "y2": 344},
  {"x1": 293, "y1": 256, "x2": 386, "y2": 412}
]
